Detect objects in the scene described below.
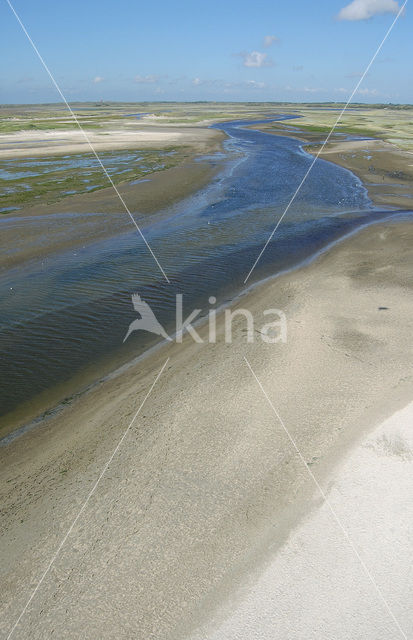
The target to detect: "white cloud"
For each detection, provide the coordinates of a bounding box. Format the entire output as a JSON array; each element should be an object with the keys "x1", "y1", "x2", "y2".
[
  {"x1": 358, "y1": 87, "x2": 379, "y2": 94},
  {"x1": 241, "y1": 51, "x2": 273, "y2": 68},
  {"x1": 134, "y1": 74, "x2": 159, "y2": 84},
  {"x1": 284, "y1": 85, "x2": 325, "y2": 94},
  {"x1": 247, "y1": 80, "x2": 266, "y2": 88},
  {"x1": 263, "y1": 34, "x2": 278, "y2": 47},
  {"x1": 335, "y1": 86, "x2": 379, "y2": 95},
  {"x1": 192, "y1": 77, "x2": 201, "y2": 86},
  {"x1": 93, "y1": 76, "x2": 104, "y2": 84},
  {"x1": 337, "y1": 0, "x2": 400, "y2": 21}
]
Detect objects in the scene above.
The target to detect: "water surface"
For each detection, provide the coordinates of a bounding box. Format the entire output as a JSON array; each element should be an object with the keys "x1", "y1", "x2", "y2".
[{"x1": 0, "y1": 116, "x2": 408, "y2": 427}]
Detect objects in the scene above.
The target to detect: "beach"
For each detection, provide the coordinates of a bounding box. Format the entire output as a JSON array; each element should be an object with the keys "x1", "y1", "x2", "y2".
[
  {"x1": 2, "y1": 0, "x2": 413, "y2": 631},
  {"x1": 0, "y1": 123, "x2": 221, "y2": 160},
  {"x1": 193, "y1": 399, "x2": 413, "y2": 640},
  {"x1": 1, "y1": 218, "x2": 413, "y2": 639}
]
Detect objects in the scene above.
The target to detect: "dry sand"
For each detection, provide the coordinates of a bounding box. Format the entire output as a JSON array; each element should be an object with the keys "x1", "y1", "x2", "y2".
[
  {"x1": 1, "y1": 219, "x2": 413, "y2": 639},
  {"x1": 0, "y1": 125, "x2": 220, "y2": 159},
  {"x1": 193, "y1": 401, "x2": 413, "y2": 640}
]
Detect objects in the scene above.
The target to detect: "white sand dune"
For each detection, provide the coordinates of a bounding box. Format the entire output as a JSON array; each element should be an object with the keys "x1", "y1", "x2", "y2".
[
  {"x1": 196, "y1": 402, "x2": 413, "y2": 640},
  {"x1": 0, "y1": 125, "x2": 219, "y2": 158}
]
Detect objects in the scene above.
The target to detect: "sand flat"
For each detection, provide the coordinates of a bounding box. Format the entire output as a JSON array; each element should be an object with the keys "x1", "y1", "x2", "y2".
[
  {"x1": 1, "y1": 219, "x2": 413, "y2": 639},
  {"x1": 0, "y1": 125, "x2": 220, "y2": 159}
]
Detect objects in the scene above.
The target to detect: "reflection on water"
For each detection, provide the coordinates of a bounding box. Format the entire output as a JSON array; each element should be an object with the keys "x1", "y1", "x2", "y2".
[{"x1": 0, "y1": 116, "x2": 407, "y2": 425}]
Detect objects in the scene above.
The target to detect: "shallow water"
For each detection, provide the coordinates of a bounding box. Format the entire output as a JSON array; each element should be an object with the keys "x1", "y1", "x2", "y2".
[
  {"x1": 0, "y1": 150, "x2": 170, "y2": 179},
  {"x1": 0, "y1": 115, "x2": 410, "y2": 425}
]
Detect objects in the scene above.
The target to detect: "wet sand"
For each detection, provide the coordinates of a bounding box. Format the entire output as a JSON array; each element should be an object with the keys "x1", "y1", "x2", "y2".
[
  {"x1": 0, "y1": 123, "x2": 225, "y2": 272},
  {"x1": 0, "y1": 158, "x2": 222, "y2": 271},
  {"x1": 1, "y1": 218, "x2": 413, "y2": 639}
]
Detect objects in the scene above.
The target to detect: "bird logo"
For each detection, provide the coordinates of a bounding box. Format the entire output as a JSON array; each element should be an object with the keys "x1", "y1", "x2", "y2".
[{"x1": 123, "y1": 292, "x2": 171, "y2": 343}]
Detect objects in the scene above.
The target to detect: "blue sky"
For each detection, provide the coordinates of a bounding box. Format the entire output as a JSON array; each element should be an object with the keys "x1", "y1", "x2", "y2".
[{"x1": 1, "y1": 0, "x2": 411, "y2": 103}]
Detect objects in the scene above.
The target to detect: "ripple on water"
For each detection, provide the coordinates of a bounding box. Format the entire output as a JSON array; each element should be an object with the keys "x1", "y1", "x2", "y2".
[{"x1": 0, "y1": 116, "x2": 405, "y2": 424}]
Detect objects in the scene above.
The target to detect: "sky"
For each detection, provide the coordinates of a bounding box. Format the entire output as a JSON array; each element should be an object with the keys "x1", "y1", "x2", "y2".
[{"x1": 0, "y1": 0, "x2": 411, "y2": 104}]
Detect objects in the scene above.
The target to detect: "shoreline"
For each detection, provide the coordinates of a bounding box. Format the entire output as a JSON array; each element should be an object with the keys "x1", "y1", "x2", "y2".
[
  {"x1": 2, "y1": 118, "x2": 413, "y2": 440},
  {"x1": 252, "y1": 120, "x2": 413, "y2": 211},
  {"x1": 1, "y1": 218, "x2": 413, "y2": 638},
  {"x1": 2, "y1": 207, "x2": 411, "y2": 445},
  {"x1": 0, "y1": 131, "x2": 225, "y2": 272},
  {"x1": 307, "y1": 136, "x2": 413, "y2": 210}
]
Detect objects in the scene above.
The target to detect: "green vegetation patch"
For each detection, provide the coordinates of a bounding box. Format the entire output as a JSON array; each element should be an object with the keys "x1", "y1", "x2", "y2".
[{"x1": 0, "y1": 146, "x2": 188, "y2": 210}]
